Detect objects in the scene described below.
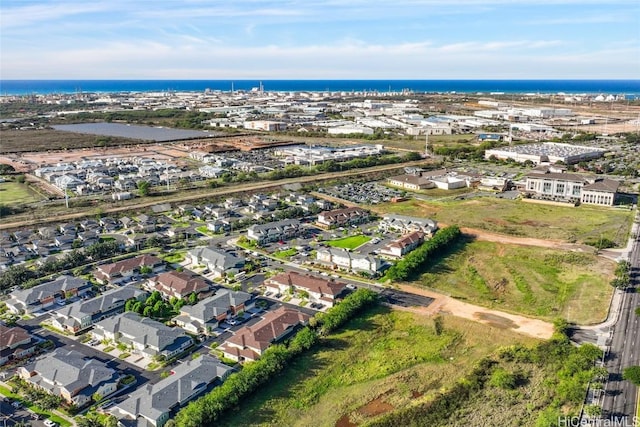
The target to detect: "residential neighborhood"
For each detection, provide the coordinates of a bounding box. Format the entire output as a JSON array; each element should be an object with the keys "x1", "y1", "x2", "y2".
[{"x1": 0, "y1": 86, "x2": 638, "y2": 427}]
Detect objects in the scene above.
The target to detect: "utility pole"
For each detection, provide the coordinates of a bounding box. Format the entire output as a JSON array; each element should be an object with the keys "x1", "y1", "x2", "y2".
[{"x1": 425, "y1": 132, "x2": 430, "y2": 157}]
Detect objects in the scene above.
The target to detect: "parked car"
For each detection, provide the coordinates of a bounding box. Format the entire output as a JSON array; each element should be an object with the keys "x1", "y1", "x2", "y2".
[{"x1": 44, "y1": 420, "x2": 58, "y2": 427}]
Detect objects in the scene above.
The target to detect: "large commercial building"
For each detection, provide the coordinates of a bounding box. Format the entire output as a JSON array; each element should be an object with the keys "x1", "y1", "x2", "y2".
[
  {"x1": 484, "y1": 142, "x2": 606, "y2": 165},
  {"x1": 524, "y1": 167, "x2": 620, "y2": 206}
]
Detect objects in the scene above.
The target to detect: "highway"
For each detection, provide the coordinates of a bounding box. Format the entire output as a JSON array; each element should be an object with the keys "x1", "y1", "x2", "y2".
[{"x1": 602, "y1": 228, "x2": 640, "y2": 425}]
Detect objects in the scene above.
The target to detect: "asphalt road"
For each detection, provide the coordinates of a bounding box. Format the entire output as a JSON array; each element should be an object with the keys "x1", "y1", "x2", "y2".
[{"x1": 601, "y1": 230, "x2": 640, "y2": 425}]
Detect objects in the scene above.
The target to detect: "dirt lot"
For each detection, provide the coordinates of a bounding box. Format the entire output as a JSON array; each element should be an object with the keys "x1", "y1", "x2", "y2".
[
  {"x1": 0, "y1": 143, "x2": 195, "y2": 171},
  {"x1": 398, "y1": 284, "x2": 555, "y2": 339}
]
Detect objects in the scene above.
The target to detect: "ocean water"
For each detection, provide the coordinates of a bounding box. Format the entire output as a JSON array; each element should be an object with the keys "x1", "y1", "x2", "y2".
[{"x1": 1, "y1": 79, "x2": 639, "y2": 96}]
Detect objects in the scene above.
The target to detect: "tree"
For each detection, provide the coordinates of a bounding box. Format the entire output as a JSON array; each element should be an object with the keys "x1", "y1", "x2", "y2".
[
  {"x1": 489, "y1": 368, "x2": 517, "y2": 389},
  {"x1": 622, "y1": 366, "x2": 640, "y2": 386},
  {"x1": 636, "y1": 307, "x2": 640, "y2": 317},
  {"x1": 188, "y1": 292, "x2": 198, "y2": 305},
  {"x1": 0, "y1": 163, "x2": 15, "y2": 174},
  {"x1": 132, "y1": 301, "x2": 144, "y2": 314},
  {"x1": 137, "y1": 180, "x2": 150, "y2": 196},
  {"x1": 584, "y1": 405, "x2": 602, "y2": 417}
]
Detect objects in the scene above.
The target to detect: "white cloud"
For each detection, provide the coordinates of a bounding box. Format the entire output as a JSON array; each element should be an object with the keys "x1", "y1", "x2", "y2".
[
  {"x1": 0, "y1": 2, "x2": 112, "y2": 29},
  {"x1": 3, "y1": 38, "x2": 637, "y2": 79}
]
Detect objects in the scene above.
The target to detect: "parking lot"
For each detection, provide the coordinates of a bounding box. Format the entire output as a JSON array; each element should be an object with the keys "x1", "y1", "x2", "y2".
[{"x1": 317, "y1": 182, "x2": 403, "y2": 204}]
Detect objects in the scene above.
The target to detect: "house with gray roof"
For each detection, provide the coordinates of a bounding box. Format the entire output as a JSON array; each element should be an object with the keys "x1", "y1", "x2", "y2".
[
  {"x1": 378, "y1": 214, "x2": 438, "y2": 235},
  {"x1": 92, "y1": 312, "x2": 192, "y2": 360},
  {"x1": 316, "y1": 247, "x2": 385, "y2": 276},
  {"x1": 51, "y1": 285, "x2": 148, "y2": 334},
  {"x1": 187, "y1": 247, "x2": 245, "y2": 278},
  {"x1": 173, "y1": 289, "x2": 254, "y2": 335},
  {"x1": 17, "y1": 349, "x2": 120, "y2": 407},
  {"x1": 112, "y1": 355, "x2": 232, "y2": 427},
  {"x1": 6, "y1": 275, "x2": 91, "y2": 314},
  {"x1": 246, "y1": 219, "x2": 301, "y2": 245}
]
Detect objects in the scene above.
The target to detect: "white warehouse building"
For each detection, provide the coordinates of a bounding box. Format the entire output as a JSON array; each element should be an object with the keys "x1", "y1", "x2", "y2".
[{"x1": 484, "y1": 142, "x2": 606, "y2": 165}]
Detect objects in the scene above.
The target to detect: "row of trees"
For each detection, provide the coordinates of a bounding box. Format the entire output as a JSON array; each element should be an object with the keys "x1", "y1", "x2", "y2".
[
  {"x1": 172, "y1": 288, "x2": 379, "y2": 427},
  {"x1": 0, "y1": 240, "x2": 125, "y2": 291},
  {"x1": 610, "y1": 260, "x2": 631, "y2": 288},
  {"x1": 385, "y1": 225, "x2": 462, "y2": 282}
]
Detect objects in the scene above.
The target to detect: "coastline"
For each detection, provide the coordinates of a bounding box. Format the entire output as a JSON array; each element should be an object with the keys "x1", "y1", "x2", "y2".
[{"x1": 1, "y1": 79, "x2": 640, "y2": 96}]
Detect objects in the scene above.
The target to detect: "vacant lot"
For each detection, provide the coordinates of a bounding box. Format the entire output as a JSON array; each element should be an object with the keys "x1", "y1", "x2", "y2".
[
  {"x1": 373, "y1": 197, "x2": 633, "y2": 246},
  {"x1": 0, "y1": 129, "x2": 142, "y2": 153},
  {"x1": 218, "y1": 307, "x2": 538, "y2": 427},
  {"x1": 327, "y1": 234, "x2": 371, "y2": 250},
  {"x1": 412, "y1": 239, "x2": 614, "y2": 324},
  {"x1": 0, "y1": 180, "x2": 45, "y2": 205},
  {"x1": 380, "y1": 134, "x2": 478, "y2": 152}
]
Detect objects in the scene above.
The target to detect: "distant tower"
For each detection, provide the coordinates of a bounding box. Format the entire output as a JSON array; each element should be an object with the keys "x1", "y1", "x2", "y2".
[
  {"x1": 259, "y1": 81, "x2": 264, "y2": 93},
  {"x1": 231, "y1": 82, "x2": 234, "y2": 94},
  {"x1": 508, "y1": 124, "x2": 513, "y2": 145}
]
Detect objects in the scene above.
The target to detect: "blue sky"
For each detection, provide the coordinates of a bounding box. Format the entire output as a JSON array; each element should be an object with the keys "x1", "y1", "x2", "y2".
[{"x1": 1, "y1": 0, "x2": 639, "y2": 79}]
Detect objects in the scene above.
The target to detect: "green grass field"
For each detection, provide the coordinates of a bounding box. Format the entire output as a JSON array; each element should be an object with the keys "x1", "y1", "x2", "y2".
[
  {"x1": 218, "y1": 307, "x2": 539, "y2": 427},
  {"x1": 373, "y1": 134, "x2": 478, "y2": 152},
  {"x1": 411, "y1": 239, "x2": 613, "y2": 324},
  {"x1": 374, "y1": 197, "x2": 633, "y2": 246},
  {"x1": 326, "y1": 234, "x2": 371, "y2": 250},
  {"x1": 0, "y1": 180, "x2": 44, "y2": 205},
  {"x1": 273, "y1": 248, "x2": 298, "y2": 259},
  {"x1": 161, "y1": 251, "x2": 186, "y2": 264}
]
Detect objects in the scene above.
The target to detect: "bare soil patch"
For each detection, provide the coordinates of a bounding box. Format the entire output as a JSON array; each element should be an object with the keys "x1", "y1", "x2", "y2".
[
  {"x1": 397, "y1": 284, "x2": 554, "y2": 339},
  {"x1": 358, "y1": 397, "x2": 395, "y2": 417}
]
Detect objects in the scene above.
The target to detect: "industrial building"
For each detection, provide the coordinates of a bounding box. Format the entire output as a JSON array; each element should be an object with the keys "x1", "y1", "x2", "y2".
[{"x1": 484, "y1": 142, "x2": 606, "y2": 165}]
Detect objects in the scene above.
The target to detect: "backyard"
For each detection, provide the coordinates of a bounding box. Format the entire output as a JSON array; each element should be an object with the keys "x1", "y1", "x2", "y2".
[
  {"x1": 409, "y1": 239, "x2": 614, "y2": 324},
  {"x1": 326, "y1": 234, "x2": 371, "y2": 250},
  {"x1": 217, "y1": 306, "x2": 539, "y2": 427},
  {"x1": 373, "y1": 197, "x2": 634, "y2": 246}
]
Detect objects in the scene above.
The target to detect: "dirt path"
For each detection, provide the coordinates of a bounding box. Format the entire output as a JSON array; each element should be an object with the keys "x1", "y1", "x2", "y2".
[
  {"x1": 460, "y1": 226, "x2": 594, "y2": 252},
  {"x1": 397, "y1": 284, "x2": 554, "y2": 340}
]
